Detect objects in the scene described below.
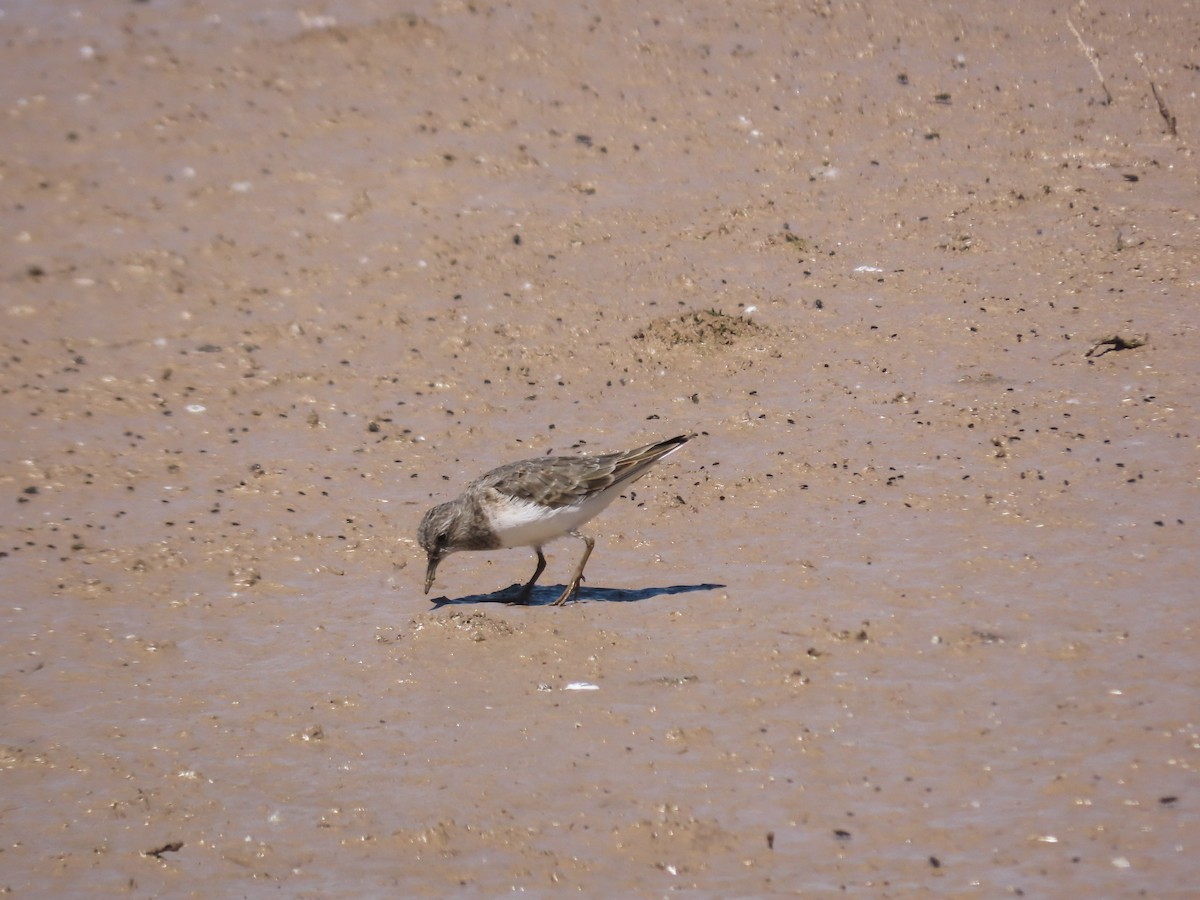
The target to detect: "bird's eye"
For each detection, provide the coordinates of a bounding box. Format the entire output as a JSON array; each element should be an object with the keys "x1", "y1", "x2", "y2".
[{"x1": 436, "y1": 531, "x2": 449, "y2": 547}]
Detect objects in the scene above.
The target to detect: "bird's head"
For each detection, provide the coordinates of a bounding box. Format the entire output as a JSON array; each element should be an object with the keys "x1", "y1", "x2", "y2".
[{"x1": 417, "y1": 501, "x2": 461, "y2": 593}]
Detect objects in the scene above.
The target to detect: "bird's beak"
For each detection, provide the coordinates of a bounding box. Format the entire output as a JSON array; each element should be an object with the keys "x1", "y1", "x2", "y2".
[{"x1": 424, "y1": 555, "x2": 439, "y2": 594}]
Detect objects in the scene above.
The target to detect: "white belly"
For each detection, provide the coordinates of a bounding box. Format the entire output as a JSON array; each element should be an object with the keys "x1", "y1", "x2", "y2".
[{"x1": 487, "y1": 491, "x2": 618, "y2": 548}]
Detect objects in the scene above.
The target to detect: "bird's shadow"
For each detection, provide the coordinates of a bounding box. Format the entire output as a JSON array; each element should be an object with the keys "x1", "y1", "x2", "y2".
[{"x1": 428, "y1": 582, "x2": 725, "y2": 608}]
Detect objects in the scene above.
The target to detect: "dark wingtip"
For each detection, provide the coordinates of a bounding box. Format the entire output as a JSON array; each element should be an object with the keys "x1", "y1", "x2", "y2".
[{"x1": 665, "y1": 432, "x2": 698, "y2": 447}]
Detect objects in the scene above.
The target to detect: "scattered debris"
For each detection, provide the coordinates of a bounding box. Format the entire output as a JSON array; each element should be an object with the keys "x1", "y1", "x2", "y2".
[
  {"x1": 411, "y1": 610, "x2": 517, "y2": 641},
  {"x1": 143, "y1": 841, "x2": 183, "y2": 860},
  {"x1": 633, "y1": 308, "x2": 769, "y2": 348},
  {"x1": 1085, "y1": 333, "x2": 1149, "y2": 358},
  {"x1": 646, "y1": 674, "x2": 700, "y2": 686},
  {"x1": 563, "y1": 681, "x2": 600, "y2": 691},
  {"x1": 1066, "y1": 15, "x2": 1112, "y2": 105},
  {"x1": 1137, "y1": 52, "x2": 1178, "y2": 137}
]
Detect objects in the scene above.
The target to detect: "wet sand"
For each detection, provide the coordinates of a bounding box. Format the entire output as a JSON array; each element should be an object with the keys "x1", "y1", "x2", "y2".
[{"x1": 2, "y1": 0, "x2": 1197, "y2": 894}]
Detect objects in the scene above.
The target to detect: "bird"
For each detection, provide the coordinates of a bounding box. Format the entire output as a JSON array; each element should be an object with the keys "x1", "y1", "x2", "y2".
[{"x1": 418, "y1": 434, "x2": 696, "y2": 605}]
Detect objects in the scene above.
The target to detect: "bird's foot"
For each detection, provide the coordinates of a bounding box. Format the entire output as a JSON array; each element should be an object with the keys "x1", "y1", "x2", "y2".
[{"x1": 551, "y1": 577, "x2": 584, "y2": 607}]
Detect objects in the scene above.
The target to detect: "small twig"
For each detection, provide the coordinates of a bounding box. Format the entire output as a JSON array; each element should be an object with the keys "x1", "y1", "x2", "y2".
[
  {"x1": 143, "y1": 841, "x2": 184, "y2": 860},
  {"x1": 1135, "y1": 52, "x2": 1178, "y2": 137},
  {"x1": 1066, "y1": 12, "x2": 1112, "y2": 105},
  {"x1": 1085, "y1": 333, "x2": 1149, "y2": 358}
]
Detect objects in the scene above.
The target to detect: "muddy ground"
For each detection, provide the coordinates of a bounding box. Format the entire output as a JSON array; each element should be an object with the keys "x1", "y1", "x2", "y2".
[{"x1": 2, "y1": 0, "x2": 1197, "y2": 895}]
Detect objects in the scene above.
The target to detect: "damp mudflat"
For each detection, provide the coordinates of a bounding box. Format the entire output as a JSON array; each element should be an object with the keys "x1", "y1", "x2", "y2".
[{"x1": 2, "y1": 0, "x2": 1196, "y2": 895}]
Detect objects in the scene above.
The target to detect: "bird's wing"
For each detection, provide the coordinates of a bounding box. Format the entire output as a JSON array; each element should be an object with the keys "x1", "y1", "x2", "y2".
[
  {"x1": 475, "y1": 457, "x2": 609, "y2": 508},
  {"x1": 477, "y1": 435, "x2": 692, "y2": 509}
]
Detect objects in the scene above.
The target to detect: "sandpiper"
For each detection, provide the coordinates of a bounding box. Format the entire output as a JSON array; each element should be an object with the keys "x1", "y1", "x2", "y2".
[{"x1": 418, "y1": 434, "x2": 696, "y2": 605}]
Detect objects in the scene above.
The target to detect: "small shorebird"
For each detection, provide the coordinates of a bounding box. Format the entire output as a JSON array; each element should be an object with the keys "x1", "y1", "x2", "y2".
[{"x1": 418, "y1": 434, "x2": 695, "y2": 605}]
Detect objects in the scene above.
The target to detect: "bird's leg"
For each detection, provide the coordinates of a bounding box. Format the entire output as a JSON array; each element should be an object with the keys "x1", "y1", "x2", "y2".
[
  {"x1": 552, "y1": 532, "x2": 594, "y2": 606},
  {"x1": 511, "y1": 548, "x2": 547, "y2": 604}
]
